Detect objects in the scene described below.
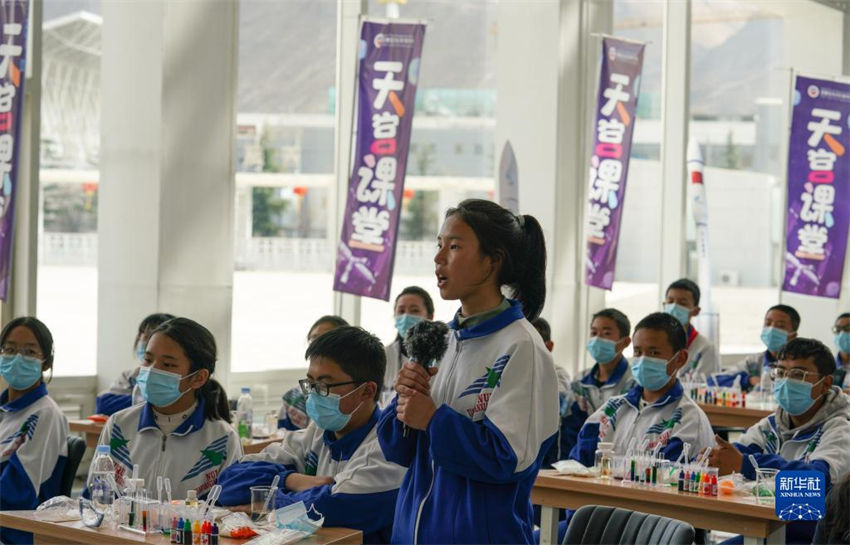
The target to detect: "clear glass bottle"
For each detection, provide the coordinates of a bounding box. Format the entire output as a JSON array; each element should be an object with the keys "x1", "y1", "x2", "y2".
[{"x1": 594, "y1": 441, "x2": 614, "y2": 479}]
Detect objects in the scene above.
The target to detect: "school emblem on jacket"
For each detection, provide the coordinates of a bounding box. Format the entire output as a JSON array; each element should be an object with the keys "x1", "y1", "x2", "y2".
[
  {"x1": 0, "y1": 414, "x2": 37, "y2": 457},
  {"x1": 183, "y1": 435, "x2": 229, "y2": 495},
  {"x1": 761, "y1": 422, "x2": 779, "y2": 454},
  {"x1": 459, "y1": 354, "x2": 510, "y2": 420},
  {"x1": 803, "y1": 428, "x2": 823, "y2": 462},
  {"x1": 646, "y1": 408, "x2": 682, "y2": 449},
  {"x1": 305, "y1": 450, "x2": 318, "y2": 476}
]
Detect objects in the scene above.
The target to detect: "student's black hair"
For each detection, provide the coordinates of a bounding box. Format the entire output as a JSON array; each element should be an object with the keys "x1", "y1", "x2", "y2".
[
  {"x1": 530, "y1": 317, "x2": 551, "y2": 343},
  {"x1": 776, "y1": 337, "x2": 836, "y2": 377},
  {"x1": 835, "y1": 312, "x2": 850, "y2": 322},
  {"x1": 306, "y1": 315, "x2": 349, "y2": 340},
  {"x1": 0, "y1": 317, "x2": 55, "y2": 378},
  {"x1": 633, "y1": 312, "x2": 687, "y2": 353},
  {"x1": 592, "y1": 308, "x2": 631, "y2": 339},
  {"x1": 305, "y1": 326, "x2": 386, "y2": 402},
  {"x1": 666, "y1": 278, "x2": 700, "y2": 307},
  {"x1": 135, "y1": 313, "x2": 176, "y2": 349},
  {"x1": 819, "y1": 473, "x2": 850, "y2": 543},
  {"x1": 149, "y1": 317, "x2": 230, "y2": 423},
  {"x1": 395, "y1": 286, "x2": 435, "y2": 318},
  {"x1": 766, "y1": 304, "x2": 801, "y2": 332},
  {"x1": 445, "y1": 199, "x2": 547, "y2": 321}
]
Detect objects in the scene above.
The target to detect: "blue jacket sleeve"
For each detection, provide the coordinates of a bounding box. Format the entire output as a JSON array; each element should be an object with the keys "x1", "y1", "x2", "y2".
[
  {"x1": 569, "y1": 422, "x2": 601, "y2": 467},
  {"x1": 215, "y1": 461, "x2": 296, "y2": 506},
  {"x1": 708, "y1": 372, "x2": 749, "y2": 389},
  {"x1": 95, "y1": 393, "x2": 132, "y2": 415},
  {"x1": 278, "y1": 418, "x2": 300, "y2": 431},
  {"x1": 274, "y1": 483, "x2": 398, "y2": 538},
  {"x1": 425, "y1": 404, "x2": 540, "y2": 484},
  {"x1": 560, "y1": 403, "x2": 588, "y2": 459},
  {"x1": 0, "y1": 454, "x2": 39, "y2": 511},
  {"x1": 736, "y1": 445, "x2": 833, "y2": 489},
  {"x1": 376, "y1": 396, "x2": 417, "y2": 468},
  {"x1": 661, "y1": 437, "x2": 684, "y2": 462}
]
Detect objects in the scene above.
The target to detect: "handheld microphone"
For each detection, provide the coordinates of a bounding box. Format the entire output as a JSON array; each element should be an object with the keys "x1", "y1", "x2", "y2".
[{"x1": 401, "y1": 320, "x2": 449, "y2": 437}]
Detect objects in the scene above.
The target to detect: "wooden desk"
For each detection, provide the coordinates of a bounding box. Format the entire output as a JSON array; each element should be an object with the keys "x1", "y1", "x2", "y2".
[
  {"x1": 698, "y1": 404, "x2": 772, "y2": 429},
  {"x1": 532, "y1": 470, "x2": 786, "y2": 545},
  {"x1": 69, "y1": 419, "x2": 283, "y2": 455},
  {"x1": 0, "y1": 511, "x2": 362, "y2": 544}
]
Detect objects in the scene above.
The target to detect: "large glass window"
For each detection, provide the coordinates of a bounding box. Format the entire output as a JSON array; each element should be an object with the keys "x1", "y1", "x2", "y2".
[
  {"x1": 230, "y1": 1, "x2": 338, "y2": 372},
  {"x1": 359, "y1": 0, "x2": 498, "y2": 343},
  {"x1": 687, "y1": 0, "x2": 845, "y2": 354},
  {"x1": 37, "y1": 3, "x2": 101, "y2": 376}
]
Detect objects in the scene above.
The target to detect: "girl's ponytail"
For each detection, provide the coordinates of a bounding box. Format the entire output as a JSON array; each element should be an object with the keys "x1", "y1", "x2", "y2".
[
  {"x1": 516, "y1": 214, "x2": 547, "y2": 321},
  {"x1": 200, "y1": 378, "x2": 231, "y2": 423}
]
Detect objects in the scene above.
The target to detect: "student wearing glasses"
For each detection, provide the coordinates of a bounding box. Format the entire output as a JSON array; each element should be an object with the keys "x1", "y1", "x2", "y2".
[
  {"x1": 0, "y1": 317, "x2": 68, "y2": 544},
  {"x1": 708, "y1": 337, "x2": 850, "y2": 545},
  {"x1": 831, "y1": 313, "x2": 850, "y2": 392},
  {"x1": 216, "y1": 326, "x2": 406, "y2": 544}
]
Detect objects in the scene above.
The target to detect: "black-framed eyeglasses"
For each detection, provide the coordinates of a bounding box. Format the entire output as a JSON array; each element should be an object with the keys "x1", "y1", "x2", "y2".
[
  {"x1": 832, "y1": 325, "x2": 850, "y2": 334},
  {"x1": 298, "y1": 378, "x2": 360, "y2": 397},
  {"x1": 0, "y1": 345, "x2": 42, "y2": 359},
  {"x1": 768, "y1": 364, "x2": 821, "y2": 382}
]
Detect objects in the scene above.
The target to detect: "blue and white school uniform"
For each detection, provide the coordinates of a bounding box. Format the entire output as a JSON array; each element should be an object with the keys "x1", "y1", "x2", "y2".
[
  {"x1": 0, "y1": 384, "x2": 68, "y2": 544},
  {"x1": 570, "y1": 381, "x2": 714, "y2": 467},
  {"x1": 377, "y1": 300, "x2": 559, "y2": 544},
  {"x1": 218, "y1": 407, "x2": 405, "y2": 544},
  {"x1": 95, "y1": 367, "x2": 145, "y2": 415},
  {"x1": 715, "y1": 350, "x2": 776, "y2": 389},
  {"x1": 684, "y1": 326, "x2": 719, "y2": 377},
  {"x1": 90, "y1": 398, "x2": 241, "y2": 499}
]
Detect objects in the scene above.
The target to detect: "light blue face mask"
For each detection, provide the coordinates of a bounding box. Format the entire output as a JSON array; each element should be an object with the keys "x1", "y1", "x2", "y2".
[
  {"x1": 135, "y1": 340, "x2": 146, "y2": 363},
  {"x1": 630, "y1": 356, "x2": 671, "y2": 391},
  {"x1": 761, "y1": 327, "x2": 788, "y2": 353},
  {"x1": 663, "y1": 303, "x2": 691, "y2": 327},
  {"x1": 0, "y1": 354, "x2": 44, "y2": 390},
  {"x1": 136, "y1": 367, "x2": 198, "y2": 407},
  {"x1": 275, "y1": 501, "x2": 324, "y2": 535},
  {"x1": 835, "y1": 332, "x2": 850, "y2": 354},
  {"x1": 395, "y1": 314, "x2": 424, "y2": 339},
  {"x1": 586, "y1": 337, "x2": 618, "y2": 363},
  {"x1": 773, "y1": 377, "x2": 823, "y2": 416},
  {"x1": 305, "y1": 384, "x2": 365, "y2": 432}
]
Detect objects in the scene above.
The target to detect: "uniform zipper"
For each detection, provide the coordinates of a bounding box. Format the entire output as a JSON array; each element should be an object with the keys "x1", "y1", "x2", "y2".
[{"x1": 413, "y1": 459, "x2": 436, "y2": 545}]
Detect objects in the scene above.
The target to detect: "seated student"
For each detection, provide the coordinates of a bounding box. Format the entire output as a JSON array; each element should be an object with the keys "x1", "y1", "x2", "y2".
[
  {"x1": 570, "y1": 312, "x2": 714, "y2": 467},
  {"x1": 719, "y1": 305, "x2": 799, "y2": 390},
  {"x1": 813, "y1": 473, "x2": 850, "y2": 545},
  {"x1": 708, "y1": 337, "x2": 850, "y2": 545},
  {"x1": 664, "y1": 278, "x2": 718, "y2": 377},
  {"x1": 95, "y1": 312, "x2": 175, "y2": 415},
  {"x1": 0, "y1": 317, "x2": 68, "y2": 544},
  {"x1": 831, "y1": 312, "x2": 850, "y2": 393},
  {"x1": 557, "y1": 309, "x2": 635, "y2": 463},
  {"x1": 91, "y1": 317, "x2": 241, "y2": 499},
  {"x1": 217, "y1": 326, "x2": 405, "y2": 544},
  {"x1": 278, "y1": 315, "x2": 349, "y2": 431},
  {"x1": 383, "y1": 286, "x2": 434, "y2": 393},
  {"x1": 532, "y1": 317, "x2": 572, "y2": 467}
]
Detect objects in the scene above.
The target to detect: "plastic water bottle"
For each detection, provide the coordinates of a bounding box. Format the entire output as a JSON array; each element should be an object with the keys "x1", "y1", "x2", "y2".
[
  {"x1": 88, "y1": 445, "x2": 116, "y2": 512},
  {"x1": 237, "y1": 387, "x2": 253, "y2": 443}
]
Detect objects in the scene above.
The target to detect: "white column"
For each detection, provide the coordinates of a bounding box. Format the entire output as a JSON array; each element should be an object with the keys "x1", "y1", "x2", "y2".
[
  {"x1": 2, "y1": 0, "x2": 41, "y2": 322},
  {"x1": 496, "y1": 0, "x2": 611, "y2": 373},
  {"x1": 97, "y1": 0, "x2": 238, "y2": 391},
  {"x1": 332, "y1": 0, "x2": 367, "y2": 325}
]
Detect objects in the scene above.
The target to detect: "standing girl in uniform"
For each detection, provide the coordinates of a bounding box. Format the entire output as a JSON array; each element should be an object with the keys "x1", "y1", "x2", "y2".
[
  {"x1": 91, "y1": 317, "x2": 241, "y2": 499},
  {"x1": 377, "y1": 199, "x2": 558, "y2": 544},
  {"x1": 0, "y1": 317, "x2": 68, "y2": 544}
]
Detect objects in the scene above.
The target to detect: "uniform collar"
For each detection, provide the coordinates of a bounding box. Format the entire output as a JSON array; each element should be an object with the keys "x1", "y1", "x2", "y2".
[
  {"x1": 0, "y1": 383, "x2": 48, "y2": 413},
  {"x1": 448, "y1": 299, "x2": 525, "y2": 341},
  {"x1": 322, "y1": 405, "x2": 379, "y2": 461},
  {"x1": 625, "y1": 380, "x2": 683, "y2": 409},
  {"x1": 686, "y1": 325, "x2": 698, "y2": 348},
  {"x1": 581, "y1": 356, "x2": 628, "y2": 387},
  {"x1": 139, "y1": 397, "x2": 206, "y2": 436}
]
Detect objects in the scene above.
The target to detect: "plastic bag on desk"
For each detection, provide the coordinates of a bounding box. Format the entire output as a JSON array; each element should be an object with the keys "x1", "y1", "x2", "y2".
[
  {"x1": 35, "y1": 495, "x2": 81, "y2": 522},
  {"x1": 718, "y1": 473, "x2": 751, "y2": 496},
  {"x1": 219, "y1": 511, "x2": 267, "y2": 538},
  {"x1": 245, "y1": 528, "x2": 312, "y2": 545},
  {"x1": 551, "y1": 459, "x2": 597, "y2": 477}
]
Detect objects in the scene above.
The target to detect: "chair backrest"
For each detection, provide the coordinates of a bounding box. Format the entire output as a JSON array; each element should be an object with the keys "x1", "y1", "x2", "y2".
[
  {"x1": 563, "y1": 505, "x2": 695, "y2": 545},
  {"x1": 60, "y1": 436, "x2": 87, "y2": 497}
]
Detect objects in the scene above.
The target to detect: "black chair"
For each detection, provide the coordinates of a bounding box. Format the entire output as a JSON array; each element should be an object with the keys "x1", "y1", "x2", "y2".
[
  {"x1": 59, "y1": 436, "x2": 87, "y2": 497},
  {"x1": 563, "y1": 505, "x2": 695, "y2": 545}
]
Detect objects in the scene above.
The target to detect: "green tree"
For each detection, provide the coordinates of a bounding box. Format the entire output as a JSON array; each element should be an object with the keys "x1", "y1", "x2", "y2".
[{"x1": 252, "y1": 126, "x2": 288, "y2": 236}]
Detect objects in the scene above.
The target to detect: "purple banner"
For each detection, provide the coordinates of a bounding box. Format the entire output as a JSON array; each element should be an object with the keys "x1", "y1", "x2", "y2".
[
  {"x1": 585, "y1": 37, "x2": 645, "y2": 290},
  {"x1": 0, "y1": 0, "x2": 27, "y2": 301},
  {"x1": 333, "y1": 20, "x2": 425, "y2": 301},
  {"x1": 783, "y1": 75, "x2": 850, "y2": 299}
]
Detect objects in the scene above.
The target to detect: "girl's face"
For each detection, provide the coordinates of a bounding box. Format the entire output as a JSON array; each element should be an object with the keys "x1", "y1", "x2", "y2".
[
  {"x1": 144, "y1": 332, "x2": 207, "y2": 392},
  {"x1": 394, "y1": 294, "x2": 429, "y2": 319},
  {"x1": 434, "y1": 214, "x2": 498, "y2": 303}
]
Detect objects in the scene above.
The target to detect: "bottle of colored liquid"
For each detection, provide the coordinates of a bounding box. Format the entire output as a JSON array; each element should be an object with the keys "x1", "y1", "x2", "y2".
[
  {"x1": 183, "y1": 518, "x2": 192, "y2": 545},
  {"x1": 176, "y1": 517, "x2": 184, "y2": 544},
  {"x1": 171, "y1": 517, "x2": 179, "y2": 544},
  {"x1": 211, "y1": 523, "x2": 219, "y2": 545},
  {"x1": 678, "y1": 468, "x2": 685, "y2": 492},
  {"x1": 711, "y1": 473, "x2": 718, "y2": 497},
  {"x1": 630, "y1": 458, "x2": 635, "y2": 481},
  {"x1": 200, "y1": 521, "x2": 210, "y2": 545},
  {"x1": 193, "y1": 520, "x2": 201, "y2": 545}
]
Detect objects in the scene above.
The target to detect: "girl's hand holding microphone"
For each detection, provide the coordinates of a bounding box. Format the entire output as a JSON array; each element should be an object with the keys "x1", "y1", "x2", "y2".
[{"x1": 395, "y1": 362, "x2": 438, "y2": 430}]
